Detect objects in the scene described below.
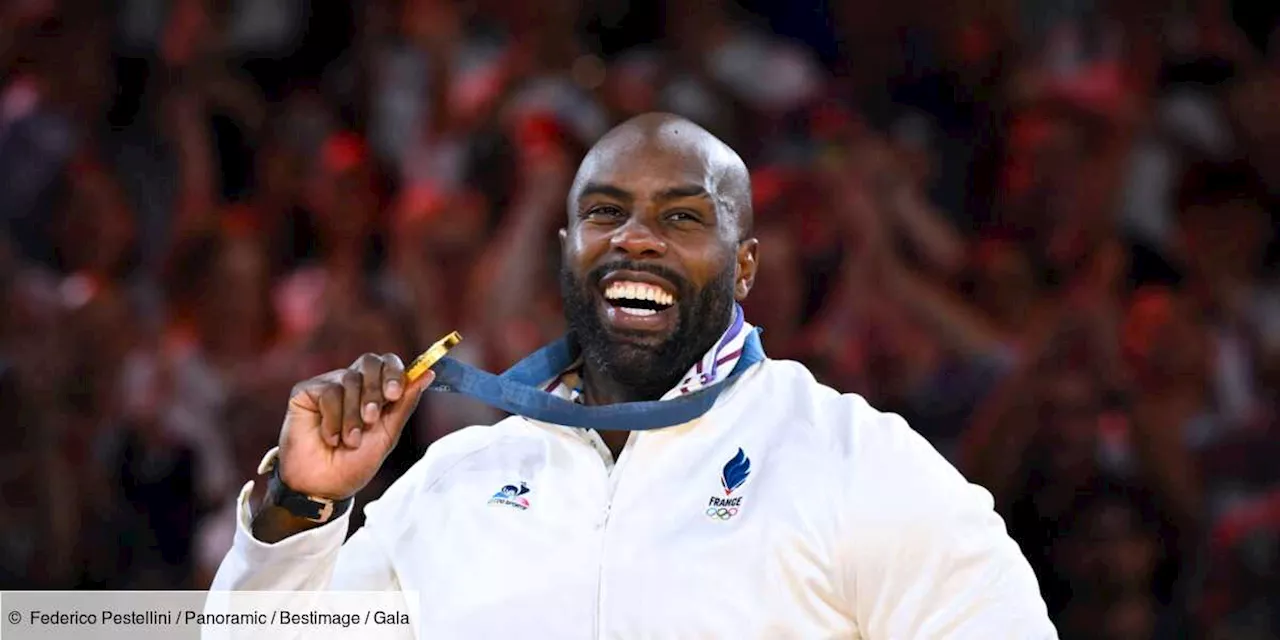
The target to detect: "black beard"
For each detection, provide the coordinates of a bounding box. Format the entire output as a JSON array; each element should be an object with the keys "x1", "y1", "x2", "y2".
[{"x1": 559, "y1": 259, "x2": 737, "y2": 402}]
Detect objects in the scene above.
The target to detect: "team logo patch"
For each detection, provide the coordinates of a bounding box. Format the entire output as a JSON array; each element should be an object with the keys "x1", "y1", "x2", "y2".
[
  {"x1": 706, "y1": 448, "x2": 750, "y2": 521},
  {"x1": 488, "y1": 482, "x2": 531, "y2": 510}
]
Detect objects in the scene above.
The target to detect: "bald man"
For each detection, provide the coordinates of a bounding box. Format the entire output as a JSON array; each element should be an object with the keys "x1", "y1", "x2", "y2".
[{"x1": 213, "y1": 114, "x2": 1057, "y2": 638}]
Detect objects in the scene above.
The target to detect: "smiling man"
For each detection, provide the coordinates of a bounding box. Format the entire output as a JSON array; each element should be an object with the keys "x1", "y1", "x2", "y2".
[
  {"x1": 555, "y1": 115, "x2": 757, "y2": 457},
  {"x1": 212, "y1": 114, "x2": 1057, "y2": 639}
]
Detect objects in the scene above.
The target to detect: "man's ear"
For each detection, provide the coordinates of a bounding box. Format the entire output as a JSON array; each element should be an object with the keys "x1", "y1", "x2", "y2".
[{"x1": 735, "y1": 238, "x2": 759, "y2": 301}]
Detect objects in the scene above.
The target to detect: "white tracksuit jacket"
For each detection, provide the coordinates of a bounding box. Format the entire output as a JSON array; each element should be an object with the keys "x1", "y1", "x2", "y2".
[{"x1": 211, "y1": 357, "x2": 1057, "y2": 639}]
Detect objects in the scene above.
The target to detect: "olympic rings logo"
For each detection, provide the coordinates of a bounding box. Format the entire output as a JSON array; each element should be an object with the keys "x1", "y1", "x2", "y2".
[{"x1": 705, "y1": 507, "x2": 739, "y2": 520}]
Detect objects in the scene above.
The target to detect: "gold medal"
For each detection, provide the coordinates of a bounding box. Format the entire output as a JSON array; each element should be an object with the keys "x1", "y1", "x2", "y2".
[{"x1": 406, "y1": 332, "x2": 463, "y2": 383}]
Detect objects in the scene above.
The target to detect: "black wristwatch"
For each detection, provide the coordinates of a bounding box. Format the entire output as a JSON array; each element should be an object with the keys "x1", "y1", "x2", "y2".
[{"x1": 256, "y1": 447, "x2": 353, "y2": 524}]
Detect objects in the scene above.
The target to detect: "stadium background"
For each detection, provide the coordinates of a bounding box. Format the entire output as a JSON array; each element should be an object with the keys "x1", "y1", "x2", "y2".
[{"x1": 1, "y1": 0, "x2": 1278, "y2": 638}]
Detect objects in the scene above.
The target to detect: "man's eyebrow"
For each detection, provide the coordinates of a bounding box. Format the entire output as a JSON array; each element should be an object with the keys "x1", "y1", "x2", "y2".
[
  {"x1": 577, "y1": 182, "x2": 632, "y2": 201},
  {"x1": 656, "y1": 184, "x2": 710, "y2": 201},
  {"x1": 576, "y1": 182, "x2": 712, "y2": 205}
]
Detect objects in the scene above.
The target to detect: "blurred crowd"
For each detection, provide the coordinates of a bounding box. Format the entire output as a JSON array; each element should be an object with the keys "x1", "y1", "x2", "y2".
[{"x1": 1, "y1": 0, "x2": 1278, "y2": 638}]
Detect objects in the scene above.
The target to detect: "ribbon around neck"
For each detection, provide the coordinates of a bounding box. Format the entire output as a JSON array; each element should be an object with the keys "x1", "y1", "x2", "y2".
[{"x1": 425, "y1": 329, "x2": 766, "y2": 431}]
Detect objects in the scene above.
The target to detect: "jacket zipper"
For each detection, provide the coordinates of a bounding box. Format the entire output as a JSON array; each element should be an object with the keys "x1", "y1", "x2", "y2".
[
  {"x1": 593, "y1": 499, "x2": 612, "y2": 640},
  {"x1": 592, "y1": 432, "x2": 633, "y2": 640}
]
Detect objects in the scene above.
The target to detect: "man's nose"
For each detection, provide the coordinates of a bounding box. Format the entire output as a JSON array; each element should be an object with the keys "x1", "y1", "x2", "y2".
[{"x1": 610, "y1": 218, "x2": 667, "y2": 258}]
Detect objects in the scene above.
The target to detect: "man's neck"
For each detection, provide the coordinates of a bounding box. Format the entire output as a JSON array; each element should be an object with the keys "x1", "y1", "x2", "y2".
[
  {"x1": 578, "y1": 365, "x2": 664, "y2": 461},
  {"x1": 568, "y1": 306, "x2": 745, "y2": 458},
  {"x1": 576, "y1": 341, "x2": 714, "y2": 460},
  {"x1": 579, "y1": 363, "x2": 675, "y2": 406}
]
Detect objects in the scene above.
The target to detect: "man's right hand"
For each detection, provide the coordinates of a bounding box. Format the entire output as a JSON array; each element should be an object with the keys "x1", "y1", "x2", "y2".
[
  {"x1": 252, "y1": 353, "x2": 432, "y2": 541},
  {"x1": 278, "y1": 353, "x2": 432, "y2": 500}
]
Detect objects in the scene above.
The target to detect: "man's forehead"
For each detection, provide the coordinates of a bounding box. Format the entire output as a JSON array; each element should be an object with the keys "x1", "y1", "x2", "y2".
[
  {"x1": 574, "y1": 134, "x2": 722, "y2": 194},
  {"x1": 576, "y1": 120, "x2": 747, "y2": 188}
]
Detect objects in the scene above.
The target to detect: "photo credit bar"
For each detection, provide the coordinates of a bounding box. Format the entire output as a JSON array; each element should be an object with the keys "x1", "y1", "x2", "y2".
[{"x1": 1, "y1": 591, "x2": 420, "y2": 640}]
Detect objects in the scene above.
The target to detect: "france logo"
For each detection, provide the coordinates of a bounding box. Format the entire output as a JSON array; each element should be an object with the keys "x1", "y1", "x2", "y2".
[
  {"x1": 707, "y1": 448, "x2": 751, "y2": 521},
  {"x1": 720, "y1": 448, "x2": 751, "y2": 496}
]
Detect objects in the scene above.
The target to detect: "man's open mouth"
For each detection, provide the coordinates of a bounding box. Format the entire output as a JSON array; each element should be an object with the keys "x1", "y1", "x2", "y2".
[{"x1": 603, "y1": 280, "x2": 676, "y2": 316}]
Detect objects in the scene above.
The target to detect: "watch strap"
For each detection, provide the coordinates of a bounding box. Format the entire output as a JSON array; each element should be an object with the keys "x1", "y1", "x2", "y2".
[{"x1": 256, "y1": 446, "x2": 353, "y2": 524}]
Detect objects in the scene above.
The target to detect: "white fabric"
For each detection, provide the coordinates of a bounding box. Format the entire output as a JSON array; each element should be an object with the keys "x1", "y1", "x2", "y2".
[{"x1": 212, "y1": 357, "x2": 1056, "y2": 639}]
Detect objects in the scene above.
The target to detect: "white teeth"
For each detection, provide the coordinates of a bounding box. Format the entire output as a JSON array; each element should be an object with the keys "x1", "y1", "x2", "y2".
[
  {"x1": 604, "y1": 281, "x2": 674, "y2": 306},
  {"x1": 619, "y1": 307, "x2": 657, "y2": 316}
]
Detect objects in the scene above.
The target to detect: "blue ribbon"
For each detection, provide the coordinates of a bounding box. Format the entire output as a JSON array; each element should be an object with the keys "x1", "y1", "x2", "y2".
[{"x1": 426, "y1": 328, "x2": 766, "y2": 431}]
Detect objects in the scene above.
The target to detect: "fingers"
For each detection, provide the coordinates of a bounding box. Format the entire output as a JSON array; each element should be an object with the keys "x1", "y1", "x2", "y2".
[
  {"x1": 313, "y1": 380, "x2": 344, "y2": 449},
  {"x1": 351, "y1": 353, "x2": 417, "y2": 445},
  {"x1": 350, "y1": 352, "x2": 406, "y2": 422},
  {"x1": 340, "y1": 369, "x2": 363, "y2": 448},
  {"x1": 290, "y1": 373, "x2": 347, "y2": 449},
  {"x1": 381, "y1": 353, "x2": 405, "y2": 402},
  {"x1": 290, "y1": 354, "x2": 429, "y2": 453},
  {"x1": 383, "y1": 369, "x2": 432, "y2": 433},
  {"x1": 355, "y1": 353, "x2": 384, "y2": 425}
]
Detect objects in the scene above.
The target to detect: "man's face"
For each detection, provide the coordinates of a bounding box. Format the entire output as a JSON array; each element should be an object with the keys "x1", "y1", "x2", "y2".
[{"x1": 559, "y1": 131, "x2": 756, "y2": 397}]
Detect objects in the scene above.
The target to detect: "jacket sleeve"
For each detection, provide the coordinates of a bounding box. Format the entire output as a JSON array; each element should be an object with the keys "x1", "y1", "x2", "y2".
[
  {"x1": 841, "y1": 406, "x2": 1058, "y2": 639},
  {"x1": 209, "y1": 426, "x2": 496, "y2": 593},
  {"x1": 208, "y1": 479, "x2": 399, "y2": 591}
]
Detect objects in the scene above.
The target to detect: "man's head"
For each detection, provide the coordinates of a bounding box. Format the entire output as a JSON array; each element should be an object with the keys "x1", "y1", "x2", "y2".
[{"x1": 559, "y1": 113, "x2": 757, "y2": 400}]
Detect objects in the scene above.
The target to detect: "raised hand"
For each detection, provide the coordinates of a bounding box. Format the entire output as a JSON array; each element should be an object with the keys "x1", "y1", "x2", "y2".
[{"x1": 274, "y1": 353, "x2": 432, "y2": 501}]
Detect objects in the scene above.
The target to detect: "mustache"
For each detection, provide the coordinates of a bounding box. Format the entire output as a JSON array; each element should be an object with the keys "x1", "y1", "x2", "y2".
[{"x1": 585, "y1": 261, "x2": 691, "y2": 298}]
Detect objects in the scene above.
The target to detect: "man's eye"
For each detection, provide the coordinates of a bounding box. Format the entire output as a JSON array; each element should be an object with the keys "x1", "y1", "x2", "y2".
[
  {"x1": 586, "y1": 205, "x2": 625, "y2": 220},
  {"x1": 666, "y1": 210, "x2": 701, "y2": 223}
]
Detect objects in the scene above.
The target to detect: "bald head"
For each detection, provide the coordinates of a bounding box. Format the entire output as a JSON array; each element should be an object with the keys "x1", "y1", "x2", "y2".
[
  {"x1": 570, "y1": 113, "x2": 753, "y2": 239},
  {"x1": 558, "y1": 112, "x2": 761, "y2": 403}
]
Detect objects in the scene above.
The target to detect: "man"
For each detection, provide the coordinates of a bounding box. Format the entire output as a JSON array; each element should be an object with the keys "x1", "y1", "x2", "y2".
[{"x1": 212, "y1": 113, "x2": 1056, "y2": 638}]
